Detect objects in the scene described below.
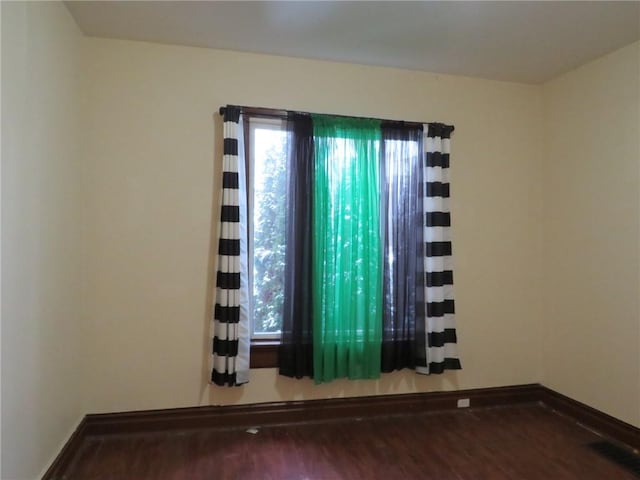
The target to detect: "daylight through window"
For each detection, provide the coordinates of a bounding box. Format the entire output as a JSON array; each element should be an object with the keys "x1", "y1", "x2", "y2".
[{"x1": 249, "y1": 119, "x2": 288, "y2": 339}]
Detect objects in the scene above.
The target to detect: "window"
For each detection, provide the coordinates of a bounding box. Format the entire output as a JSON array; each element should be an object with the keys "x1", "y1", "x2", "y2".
[
  {"x1": 248, "y1": 118, "x2": 288, "y2": 341},
  {"x1": 244, "y1": 114, "x2": 424, "y2": 373}
]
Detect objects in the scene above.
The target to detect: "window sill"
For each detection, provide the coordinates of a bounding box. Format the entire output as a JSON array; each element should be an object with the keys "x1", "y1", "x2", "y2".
[{"x1": 250, "y1": 340, "x2": 279, "y2": 368}]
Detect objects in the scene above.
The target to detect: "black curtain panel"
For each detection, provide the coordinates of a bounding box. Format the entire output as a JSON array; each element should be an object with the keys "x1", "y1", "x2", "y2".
[
  {"x1": 380, "y1": 122, "x2": 425, "y2": 372},
  {"x1": 279, "y1": 114, "x2": 315, "y2": 378}
]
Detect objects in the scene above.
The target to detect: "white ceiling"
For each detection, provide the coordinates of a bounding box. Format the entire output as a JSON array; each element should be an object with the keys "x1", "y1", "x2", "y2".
[{"x1": 66, "y1": 1, "x2": 640, "y2": 84}]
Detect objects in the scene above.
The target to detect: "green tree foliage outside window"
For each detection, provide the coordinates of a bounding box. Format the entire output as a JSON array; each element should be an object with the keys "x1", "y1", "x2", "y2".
[{"x1": 252, "y1": 128, "x2": 287, "y2": 335}]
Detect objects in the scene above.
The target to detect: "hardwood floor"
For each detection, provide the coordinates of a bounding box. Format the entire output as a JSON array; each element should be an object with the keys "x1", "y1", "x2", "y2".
[{"x1": 62, "y1": 404, "x2": 637, "y2": 479}]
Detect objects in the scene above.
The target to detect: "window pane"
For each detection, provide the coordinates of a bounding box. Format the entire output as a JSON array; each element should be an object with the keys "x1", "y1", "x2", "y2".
[{"x1": 252, "y1": 125, "x2": 287, "y2": 337}]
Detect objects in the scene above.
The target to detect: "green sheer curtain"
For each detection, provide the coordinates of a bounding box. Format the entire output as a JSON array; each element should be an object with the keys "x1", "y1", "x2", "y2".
[{"x1": 312, "y1": 115, "x2": 382, "y2": 383}]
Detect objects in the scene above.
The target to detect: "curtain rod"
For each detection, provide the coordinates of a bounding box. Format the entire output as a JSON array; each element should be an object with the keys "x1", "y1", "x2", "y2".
[{"x1": 218, "y1": 105, "x2": 454, "y2": 132}]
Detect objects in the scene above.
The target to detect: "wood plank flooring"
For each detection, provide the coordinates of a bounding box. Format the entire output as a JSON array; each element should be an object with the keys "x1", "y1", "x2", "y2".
[{"x1": 62, "y1": 404, "x2": 638, "y2": 479}]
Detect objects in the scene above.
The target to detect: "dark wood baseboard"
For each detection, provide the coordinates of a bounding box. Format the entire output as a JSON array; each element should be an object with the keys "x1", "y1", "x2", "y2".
[
  {"x1": 42, "y1": 383, "x2": 640, "y2": 479},
  {"x1": 82, "y1": 383, "x2": 541, "y2": 437},
  {"x1": 537, "y1": 386, "x2": 640, "y2": 451},
  {"x1": 41, "y1": 417, "x2": 87, "y2": 480}
]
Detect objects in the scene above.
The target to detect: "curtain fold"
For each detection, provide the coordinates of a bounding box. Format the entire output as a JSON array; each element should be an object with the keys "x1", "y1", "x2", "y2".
[
  {"x1": 380, "y1": 122, "x2": 424, "y2": 372},
  {"x1": 418, "y1": 123, "x2": 461, "y2": 374},
  {"x1": 279, "y1": 114, "x2": 315, "y2": 378},
  {"x1": 312, "y1": 115, "x2": 382, "y2": 383},
  {"x1": 211, "y1": 106, "x2": 250, "y2": 386}
]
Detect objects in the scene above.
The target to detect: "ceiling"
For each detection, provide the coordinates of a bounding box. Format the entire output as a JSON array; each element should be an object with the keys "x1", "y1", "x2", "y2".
[{"x1": 66, "y1": 1, "x2": 640, "y2": 84}]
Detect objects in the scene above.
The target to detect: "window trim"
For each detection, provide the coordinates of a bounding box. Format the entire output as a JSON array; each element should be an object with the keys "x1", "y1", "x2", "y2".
[{"x1": 249, "y1": 339, "x2": 279, "y2": 368}]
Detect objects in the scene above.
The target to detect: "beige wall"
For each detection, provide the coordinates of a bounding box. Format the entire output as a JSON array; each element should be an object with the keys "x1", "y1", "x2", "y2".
[
  {"x1": 1, "y1": 2, "x2": 84, "y2": 479},
  {"x1": 4, "y1": 6, "x2": 637, "y2": 476},
  {"x1": 542, "y1": 42, "x2": 640, "y2": 427},
  {"x1": 81, "y1": 37, "x2": 545, "y2": 412}
]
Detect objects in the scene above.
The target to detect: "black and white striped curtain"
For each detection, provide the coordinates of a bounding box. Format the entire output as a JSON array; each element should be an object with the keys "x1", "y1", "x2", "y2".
[
  {"x1": 211, "y1": 106, "x2": 250, "y2": 386},
  {"x1": 418, "y1": 123, "x2": 461, "y2": 374}
]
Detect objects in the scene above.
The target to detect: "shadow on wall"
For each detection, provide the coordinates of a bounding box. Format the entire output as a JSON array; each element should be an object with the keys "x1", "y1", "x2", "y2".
[
  {"x1": 205, "y1": 367, "x2": 461, "y2": 406},
  {"x1": 273, "y1": 368, "x2": 460, "y2": 401},
  {"x1": 200, "y1": 112, "x2": 225, "y2": 404}
]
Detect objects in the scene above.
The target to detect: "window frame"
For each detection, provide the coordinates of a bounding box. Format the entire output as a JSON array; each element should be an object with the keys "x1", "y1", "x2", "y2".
[
  {"x1": 241, "y1": 108, "x2": 426, "y2": 370},
  {"x1": 242, "y1": 108, "x2": 290, "y2": 368},
  {"x1": 247, "y1": 117, "x2": 288, "y2": 342}
]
